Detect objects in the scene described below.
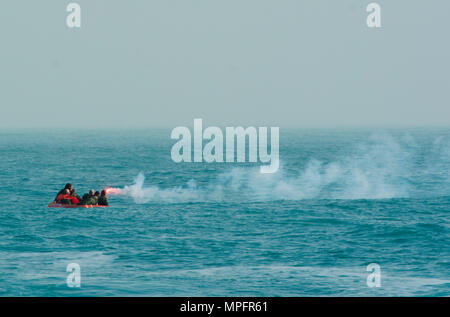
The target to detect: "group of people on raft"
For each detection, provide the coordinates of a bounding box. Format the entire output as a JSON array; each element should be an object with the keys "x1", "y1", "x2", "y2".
[{"x1": 54, "y1": 183, "x2": 109, "y2": 206}]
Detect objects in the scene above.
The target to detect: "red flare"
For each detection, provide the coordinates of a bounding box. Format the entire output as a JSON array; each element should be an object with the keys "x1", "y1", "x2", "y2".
[{"x1": 104, "y1": 187, "x2": 121, "y2": 195}]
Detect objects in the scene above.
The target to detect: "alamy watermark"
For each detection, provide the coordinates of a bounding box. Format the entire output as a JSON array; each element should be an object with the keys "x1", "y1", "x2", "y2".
[
  {"x1": 66, "y1": 263, "x2": 81, "y2": 288},
  {"x1": 66, "y1": 3, "x2": 81, "y2": 28},
  {"x1": 366, "y1": 263, "x2": 381, "y2": 288},
  {"x1": 171, "y1": 119, "x2": 279, "y2": 173},
  {"x1": 65, "y1": 3, "x2": 381, "y2": 29},
  {"x1": 366, "y1": 3, "x2": 381, "y2": 28}
]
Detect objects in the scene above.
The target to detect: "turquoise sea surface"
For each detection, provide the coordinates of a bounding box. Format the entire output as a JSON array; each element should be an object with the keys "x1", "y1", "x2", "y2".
[{"x1": 0, "y1": 128, "x2": 449, "y2": 296}]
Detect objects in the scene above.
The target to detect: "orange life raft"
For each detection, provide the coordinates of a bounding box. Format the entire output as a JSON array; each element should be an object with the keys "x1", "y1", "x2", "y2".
[{"x1": 48, "y1": 202, "x2": 108, "y2": 208}]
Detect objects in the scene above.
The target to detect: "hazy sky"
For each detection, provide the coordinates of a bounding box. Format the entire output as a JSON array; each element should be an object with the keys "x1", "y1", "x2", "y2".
[{"x1": 1, "y1": 0, "x2": 449, "y2": 128}]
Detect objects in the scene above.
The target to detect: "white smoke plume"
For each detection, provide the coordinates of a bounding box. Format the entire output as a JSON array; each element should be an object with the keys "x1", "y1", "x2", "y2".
[{"x1": 107, "y1": 133, "x2": 450, "y2": 204}]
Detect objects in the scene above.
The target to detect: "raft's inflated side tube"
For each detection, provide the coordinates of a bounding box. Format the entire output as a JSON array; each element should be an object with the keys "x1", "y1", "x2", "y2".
[{"x1": 48, "y1": 202, "x2": 108, "y2": 208}]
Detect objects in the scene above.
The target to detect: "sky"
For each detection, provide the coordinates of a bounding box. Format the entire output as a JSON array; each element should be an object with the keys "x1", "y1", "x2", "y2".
[{"x1": 0, "y1": 0, "x2": 449, "y2": 128}]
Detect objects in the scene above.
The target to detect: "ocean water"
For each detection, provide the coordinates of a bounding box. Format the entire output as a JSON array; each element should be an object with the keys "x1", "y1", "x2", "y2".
[{"x1": 0, "y1": 128, "x2": 449, "y2": 296}]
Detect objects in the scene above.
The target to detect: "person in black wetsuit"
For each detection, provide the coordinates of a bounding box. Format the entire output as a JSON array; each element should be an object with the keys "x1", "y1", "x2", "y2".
[
  {"x1": 97, "y1": 190, "x2": 109, "y2": 206},
  {"x1": 70, "y1": 188, "x2": 81, "y2": 201},
  {"x1": 79, "y1": 189, "x2": 97, "y2": 205},
  {"x1": 55, "y1": 183, "x2": 72, "y2": 201},
  {"x1": 55, "y1": 189, "x2": 80, "y2": 205}
]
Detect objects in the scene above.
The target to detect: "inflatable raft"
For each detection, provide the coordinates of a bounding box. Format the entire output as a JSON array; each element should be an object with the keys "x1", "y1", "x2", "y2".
[{"x1": 48, "y1": 202, "x2": 108, "y2": 208}]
